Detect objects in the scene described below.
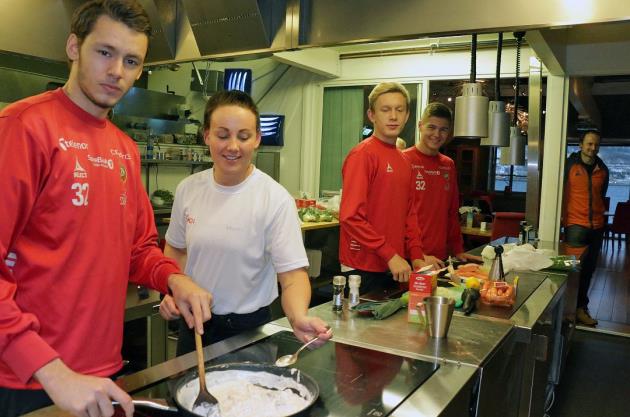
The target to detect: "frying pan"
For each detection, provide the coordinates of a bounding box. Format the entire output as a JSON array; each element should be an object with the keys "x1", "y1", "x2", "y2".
[{"x1": 127, "y1": 362, "x2": 319, "y2": 417}]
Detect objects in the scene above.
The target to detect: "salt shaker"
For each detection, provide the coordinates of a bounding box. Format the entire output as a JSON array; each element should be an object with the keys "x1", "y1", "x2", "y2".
[
  {"x1": 348, "y1": 275, "x2": 361, "y2": 308},
  {"x1": 332, "y1": 275, "x2": 346, "y2": 311}
]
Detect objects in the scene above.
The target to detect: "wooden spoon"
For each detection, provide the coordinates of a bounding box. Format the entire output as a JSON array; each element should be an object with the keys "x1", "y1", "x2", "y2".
[{"x1": 193, "y1": 331, "x2": 221, "y2": 417}]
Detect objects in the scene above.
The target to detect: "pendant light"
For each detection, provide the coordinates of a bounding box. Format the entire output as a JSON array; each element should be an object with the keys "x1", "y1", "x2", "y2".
[
  {"x1": 500, "y1": 32, "x2": 526, "y2": 166},
  {"x1": 454, "y1": 34, "x2": 489, "y2": 139},
  {"x1": 481, "y1": 33, "x2": 510, "y2": 147}
]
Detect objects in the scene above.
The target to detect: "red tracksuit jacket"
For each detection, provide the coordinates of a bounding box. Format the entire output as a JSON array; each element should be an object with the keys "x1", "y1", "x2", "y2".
[
  {"x1": 403, "y1": 147, "x2": 464, "y2": 259},
  {"x1": 0, "y1": 89, "x2": 180, "y2": 389},
  {"x1": 339, "y1": 136, "x2": 423, "y2": 272}
]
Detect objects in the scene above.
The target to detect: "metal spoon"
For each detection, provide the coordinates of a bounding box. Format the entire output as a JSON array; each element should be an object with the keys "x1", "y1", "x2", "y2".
[
  {"x1": 275, "y1": 335, "x2": 322, "y2": 367},
  {"x1": 193, "y1": 331, "x2": 221, "y2": 417}
]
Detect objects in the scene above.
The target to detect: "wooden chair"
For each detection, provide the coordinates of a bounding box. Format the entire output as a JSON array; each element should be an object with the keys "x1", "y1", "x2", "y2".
[
  {"x1": 491, "y1": 212, "x2": 526, "y2": 241},
  {"x1": 610, "y1": 202, "x2": 630, "y2": 248}
]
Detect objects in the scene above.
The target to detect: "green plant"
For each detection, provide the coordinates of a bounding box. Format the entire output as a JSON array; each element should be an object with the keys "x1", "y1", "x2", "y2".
[{"x1": 152, "y1": 189, "x2": 174, "y2": 204}]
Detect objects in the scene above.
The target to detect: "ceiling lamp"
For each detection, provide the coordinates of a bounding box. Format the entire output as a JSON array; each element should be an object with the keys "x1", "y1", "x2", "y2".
[
  {"x1": 481, "y1": 33, "x2": 510, "y2": 147},
  {"x1": 500, "y1": 32, "x2": 526, "y2": 166},
  {"x1": 454, "y1": 34, "x2": 489, "y2": 139}
]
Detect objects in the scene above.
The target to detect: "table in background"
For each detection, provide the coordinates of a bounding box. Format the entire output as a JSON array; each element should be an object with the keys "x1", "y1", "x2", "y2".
[
  {"x1": 301, "y1": 219, "x2": 339, "y2": 231},
  {"x1": 461, "y1": 224, "x2": 492, "y2": 238}
]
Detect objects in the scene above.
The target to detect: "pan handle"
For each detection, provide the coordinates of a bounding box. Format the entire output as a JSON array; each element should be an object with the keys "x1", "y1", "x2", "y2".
[{"x1": 113, "y1": 398, "x2": 178, "y2": 412}]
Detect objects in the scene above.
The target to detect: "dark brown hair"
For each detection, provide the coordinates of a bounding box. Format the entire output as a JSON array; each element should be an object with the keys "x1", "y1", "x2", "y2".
[
  {"x1": 421, "y1": 102, "x2": 453, "y2": 125},
  {"x1": 579, "y1": 129, "x2": 601, "y2": 144},
  {"x1": 203, "y1": 90, "x2": 260, "y2": 132},
  {"x1": 71, "y1": 0, "x2": 152, "y2": 43}
]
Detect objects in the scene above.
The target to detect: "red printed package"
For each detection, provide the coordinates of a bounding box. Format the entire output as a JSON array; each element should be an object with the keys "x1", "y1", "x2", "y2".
[{"x1": 408, "y1": 272, "x2": 434, "y2": 323}]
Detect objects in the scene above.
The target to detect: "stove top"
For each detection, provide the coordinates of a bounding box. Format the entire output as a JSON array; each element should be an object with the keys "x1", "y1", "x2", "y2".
[{"x1": 128, "y1": 330, "x2": 439, "y2": 416}]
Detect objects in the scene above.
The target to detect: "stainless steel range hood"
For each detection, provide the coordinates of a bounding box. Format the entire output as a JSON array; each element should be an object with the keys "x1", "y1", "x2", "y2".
[
  {"x1": 183, "y1": 0, "x2": 278, "y2": 56},
  {"x1": 0, "y1": 0, "x2": 286, "y2": 65}
]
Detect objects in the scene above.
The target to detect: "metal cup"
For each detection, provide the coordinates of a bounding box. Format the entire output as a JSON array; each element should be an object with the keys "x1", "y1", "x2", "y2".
[{"x1": 418, "y1": 296, "x2": 455, "y2": 338}]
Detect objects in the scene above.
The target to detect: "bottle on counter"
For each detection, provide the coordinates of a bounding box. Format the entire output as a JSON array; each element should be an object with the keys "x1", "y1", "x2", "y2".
[
  {"x1": 146, "y1": 134, "x2": 154, "y2": 160},
  {"x1": 348, "y1": 275, "x2": 361, "y2": 308},
  {"x1": 488, "y1": 245, "x2": 505, "y2": 282},
  {"x1": 332, "y1": 275, "x2": 346, "y2": 311},
  {"x1": 519, "y1": 221, "x2": 530, "y2": 245}
]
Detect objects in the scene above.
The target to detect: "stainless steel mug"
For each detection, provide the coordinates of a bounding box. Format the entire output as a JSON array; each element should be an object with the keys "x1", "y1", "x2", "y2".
[{"x1": 418, "y1": 296, "x2": 455, "y2": 338}]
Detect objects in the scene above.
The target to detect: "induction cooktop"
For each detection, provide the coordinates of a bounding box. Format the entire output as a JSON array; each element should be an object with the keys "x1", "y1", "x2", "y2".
[{"x1": 125, "y1": 330, "x2": 439, "y2": 417}]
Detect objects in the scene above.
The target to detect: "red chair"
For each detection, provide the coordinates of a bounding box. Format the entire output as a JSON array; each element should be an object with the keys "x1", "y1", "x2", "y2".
[
  {"x1": 491, "y1": 212, "x2": 526, "y2": 240},
  {"x1": 610, "y1": 202, "x2": 630, "y2": 248}
]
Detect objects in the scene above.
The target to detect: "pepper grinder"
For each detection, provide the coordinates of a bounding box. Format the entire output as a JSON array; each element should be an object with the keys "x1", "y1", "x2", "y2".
[
  {"x1": 488, "y1": 245, "x2": 505, "y2": 282},
  {"x1": 332, "y1": 275, "x2": 346, "y2": 311}
]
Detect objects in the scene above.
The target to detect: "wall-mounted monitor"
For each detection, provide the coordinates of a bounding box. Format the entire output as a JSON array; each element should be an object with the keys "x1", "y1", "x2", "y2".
[
  {"x1": 223, "y1": 68, "x2": 252, "y2": 94},
  {"x1": 260, "y1": 114, "x2": 284, "y2": 146}
]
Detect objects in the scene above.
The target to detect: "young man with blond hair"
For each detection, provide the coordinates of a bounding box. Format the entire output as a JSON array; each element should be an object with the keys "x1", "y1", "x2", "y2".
[{"x1": 339, "y1": 82, "x2": 428, "y2": 294}]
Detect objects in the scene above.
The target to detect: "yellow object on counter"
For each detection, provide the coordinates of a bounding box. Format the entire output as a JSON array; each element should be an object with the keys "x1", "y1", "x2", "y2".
[{"x1": 465, "y1": 277, "x2": 481, "y2": 289}]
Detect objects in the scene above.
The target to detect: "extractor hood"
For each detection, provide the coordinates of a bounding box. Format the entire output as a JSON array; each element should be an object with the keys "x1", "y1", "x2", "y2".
[
  {"x1": 0, "y1": 0, "x2": 286, "y2": 65},
  {"x1": 182, "y1": 0, "x2": 281, "y2": 56}
]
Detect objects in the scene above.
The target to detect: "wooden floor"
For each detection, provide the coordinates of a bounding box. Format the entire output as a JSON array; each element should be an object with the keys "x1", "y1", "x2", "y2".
[{"x1": 580, "y1": 238, "x2": 630, "y2": 336}]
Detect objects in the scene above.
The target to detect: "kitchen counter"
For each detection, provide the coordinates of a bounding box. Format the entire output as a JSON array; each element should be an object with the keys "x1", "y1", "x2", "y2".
[
  {"x1": 27, "y1": 301, "x2": 512, "y2": 417},
  {"x1": 27, "y1": 240, "x2": 577, "y2": 417},
  {"x1": 274, "y1": 303, "x2": 513, "y2": 368}
]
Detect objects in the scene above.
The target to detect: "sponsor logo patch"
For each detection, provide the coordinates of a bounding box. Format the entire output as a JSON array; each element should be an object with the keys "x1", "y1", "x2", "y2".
[
  {"x1": 59, "y1": 137, "x2": 88, "y2": 151},
  {"x1": 111, "y1": 149, "x2": 132, "y2": 160},
  {"x1": 87, "y1": 154, "x2": 114, "y2": 170},
  {"x1": 120, "y1": 166, "x2": 127, "y2": 183}
]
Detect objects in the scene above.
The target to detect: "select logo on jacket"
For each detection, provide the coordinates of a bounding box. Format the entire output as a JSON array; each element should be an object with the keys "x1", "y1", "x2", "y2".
[
  {"x1": 386, "y1": 163, "x2": 393, "y2": 173},
  {"x1": 59, "y1": 137, "x2": 88, "y2": 151},
  {"x1": 73, "y1": 158, "x2": 88, "y2": 179}
]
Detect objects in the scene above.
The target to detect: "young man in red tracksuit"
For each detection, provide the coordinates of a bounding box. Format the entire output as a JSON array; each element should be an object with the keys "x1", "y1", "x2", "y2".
[
  {"x1": 0, "y1": 2, "x2": 212, "y2": 417},
  {"x1": 403, "y1": 103, "x2": 478, "y2": 267},
  {"x1": 339, "y1": 82, "x2": 428, "y2": 294},
  {"x1": 563, "y1": 129, "x2": 609, "y2": 326}
]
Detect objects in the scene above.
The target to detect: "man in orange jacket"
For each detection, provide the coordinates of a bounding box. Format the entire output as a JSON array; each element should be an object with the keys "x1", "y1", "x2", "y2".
[{"x1": 563, "y1": 129, "x2": 609, "y2": 326}]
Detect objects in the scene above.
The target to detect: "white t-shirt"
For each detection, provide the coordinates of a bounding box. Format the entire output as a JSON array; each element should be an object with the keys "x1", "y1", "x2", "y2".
[{"x1": 166, "y1": 168, "x2": 308, "y2": 314}]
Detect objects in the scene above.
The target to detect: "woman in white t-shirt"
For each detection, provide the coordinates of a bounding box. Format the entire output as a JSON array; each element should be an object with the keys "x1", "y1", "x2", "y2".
[{"x1": 159, "y1": 90, "x2": 331, "y2": 355}]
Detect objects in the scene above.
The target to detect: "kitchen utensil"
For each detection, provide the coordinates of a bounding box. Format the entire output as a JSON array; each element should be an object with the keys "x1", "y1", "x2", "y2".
[
  {"x1": 172, "y1": 362, "x2": 319, "y2": 417},
  {"x1": 113, "y1": 398, "x2": 177, "y2": 412},
  {"x1": 193, "y1": 331, "x2": 221, "y2": 416},
  {"x1": 418, "y1": 296, "x2": 455, "y2": 338},
  {"x1": 275, "y1": 335, "x2": 322, "y2": 367}
]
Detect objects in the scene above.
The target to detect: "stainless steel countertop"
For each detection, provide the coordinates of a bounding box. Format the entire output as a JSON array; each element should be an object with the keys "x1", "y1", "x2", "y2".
[
  {"x1": 28, "y1": 269, "x2": 570, "y2": 417},
  {"x1": 273, "y1": 302, "x2": 514, "y2": 367},
  {"x1": 26, "y1": 305, "x2": 508, "y2": 417}
]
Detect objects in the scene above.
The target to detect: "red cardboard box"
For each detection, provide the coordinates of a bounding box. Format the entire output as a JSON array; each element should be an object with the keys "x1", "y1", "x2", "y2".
[{"x1": 408, "y1": 272, "x2": 434, "y2": 323}]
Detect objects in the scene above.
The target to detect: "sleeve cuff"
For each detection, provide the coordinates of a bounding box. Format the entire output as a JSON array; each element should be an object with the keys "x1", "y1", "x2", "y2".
[
  {"x1": 376, "y1": 244, "x2": 397, "y2": 263},
  {"x1": 452, "y1": 243, "x2": 465, "y2": 256},
  {"x1": 155, "y1": 262, "x2": 182, "y2": 295},
  {"x1": 1, "y1": 330, "x2": 59, "y2": 384},
  {"x1": 408, "y1": 246, "x2": 424, "y2": 261}
]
